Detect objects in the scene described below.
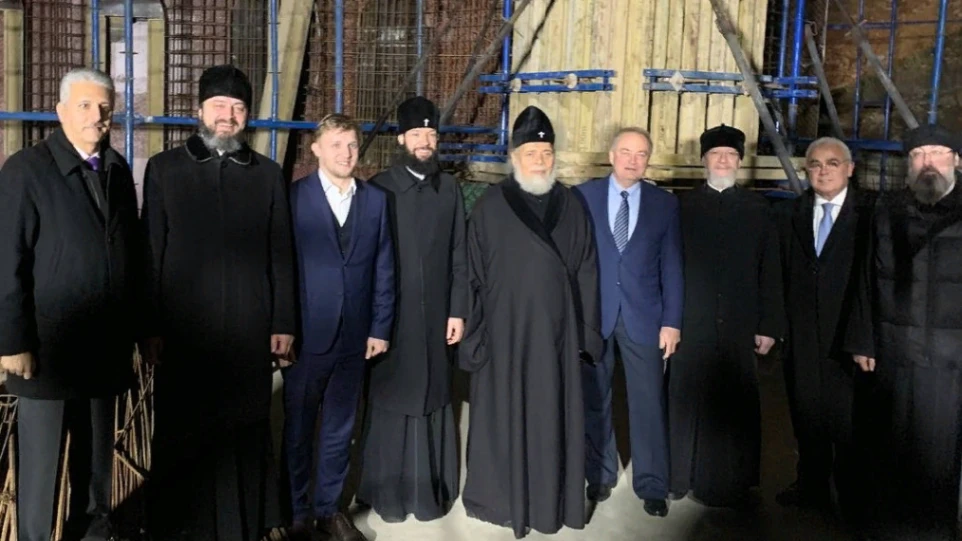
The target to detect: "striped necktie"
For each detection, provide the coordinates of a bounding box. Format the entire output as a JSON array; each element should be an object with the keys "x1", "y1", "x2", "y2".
[{"x1": 613, "y1": 191, "x2": 629, "y2": 253}]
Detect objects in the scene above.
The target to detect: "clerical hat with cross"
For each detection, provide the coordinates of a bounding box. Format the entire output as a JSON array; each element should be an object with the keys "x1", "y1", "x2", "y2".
[
  {"x1": 398, "y1": 96, "x2": 440, "y2": 134},
  {"x1": 511, "y1": 105, "x2": 555, "y2": 149}
]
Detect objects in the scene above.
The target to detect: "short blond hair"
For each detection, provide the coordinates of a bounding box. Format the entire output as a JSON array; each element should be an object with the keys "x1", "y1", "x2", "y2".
[{"x1": 314, "y1": 113, "x2": 361, "y2": 143}]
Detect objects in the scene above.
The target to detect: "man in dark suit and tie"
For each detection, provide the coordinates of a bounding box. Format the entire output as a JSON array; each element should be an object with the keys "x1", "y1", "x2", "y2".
[
  {"x1": 285, "y1": 114, "x2": 395, "y2": 541},
  {"x1": 775, "y1": 137, "x2": 873, "y2": 519},
  {"x1": 574, "y1": 127, "x2": 683, "y2": 517}
]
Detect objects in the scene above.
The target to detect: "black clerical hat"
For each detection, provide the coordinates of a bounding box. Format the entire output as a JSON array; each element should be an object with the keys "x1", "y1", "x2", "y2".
[
  {"x1": 199, "y1": 65, "x2": 252, "y2": 111},
  {"x1": 903, "y1": 124, "x2": 960, "y2": 154},
  {"x1": 700, "y1": 124, "x2": 746, "y2": 159},
  {"x1": 511, "y1": 106, "x2": 555, "y2": 149},
  {"x1": 398, "y1": 96, "x2": 440, "y2": 133}
]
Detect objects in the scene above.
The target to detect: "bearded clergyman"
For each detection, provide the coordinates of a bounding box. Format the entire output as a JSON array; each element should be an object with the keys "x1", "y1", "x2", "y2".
[
  {"x1": 141, "y1": 65, "x2": 296, "y2": 540},
  {"x1": 459, "y1": 105, "x2": 602, "y2": 539},
  {"x1": 668, "y1": 124, "x2": 784, "y2": 509},
  {"x1": 845, "y1": 124, "x2": 962, "y2": 540}
]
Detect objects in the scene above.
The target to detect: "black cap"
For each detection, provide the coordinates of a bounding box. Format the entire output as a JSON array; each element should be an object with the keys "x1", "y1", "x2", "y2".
[
  {"x1": 903, "y1": 124, "x2": 960, "y2": 154},
  {"x1": 511, "y1": 105, "x2": 555, "y2": 149},
  {"x1": 398, "y1": 96, "x2": 440, "y2": 133},
  {"x1": 700, "y1": 124, "x2": 746, "y2": 159},
  {"x1": 199, "y1": 65, "x2": 253, "y2": 111}
]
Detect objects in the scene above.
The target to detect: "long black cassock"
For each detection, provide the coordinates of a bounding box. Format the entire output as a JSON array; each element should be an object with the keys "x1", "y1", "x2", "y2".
[
  {"x1": 142, "y1": 135, "x2": 296, "y2": 540},
  {"x1": 669, "y1": 184, "x2": 784, "y2": 504},
  {"x1": 460, "y1": 178, "x2": 602, "y2": 539},
  {"x1": 360, "y1": 164, "x2": 468, "y2": 521},
  {"x1": 846, "y1": 180, "x2": 962, "y2": 540}
]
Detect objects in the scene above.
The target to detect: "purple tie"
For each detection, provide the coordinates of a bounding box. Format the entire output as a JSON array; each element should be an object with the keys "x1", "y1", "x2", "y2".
[{"x1": 86, "y1": 156, "x2": 101, "y2": 172}]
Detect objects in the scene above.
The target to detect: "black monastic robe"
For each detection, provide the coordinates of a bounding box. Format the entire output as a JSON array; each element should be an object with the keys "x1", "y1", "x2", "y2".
[
  {"x1": 460, "y1": 178, "x2": 602, "y2": 539},
  {"x1": 669, "y1": 183, "x2": 784, "y2": 504}
]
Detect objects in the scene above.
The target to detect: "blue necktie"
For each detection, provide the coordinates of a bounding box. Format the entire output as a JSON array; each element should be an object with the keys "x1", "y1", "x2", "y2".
[
  {"x1": 613, "y1": 191, "x2": 629, "y2": 253},
  {"x1": 815, "y1": 202, "x2": 834, "y2": 256},
  {"x1": 85, "y1": 156, "x2": 101, "y2": 172}
]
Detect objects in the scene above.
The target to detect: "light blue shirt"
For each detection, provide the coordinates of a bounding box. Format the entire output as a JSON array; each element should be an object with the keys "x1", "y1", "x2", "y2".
[{"x1": 607, "y1": 175, "x2": 641, "y2": 240}]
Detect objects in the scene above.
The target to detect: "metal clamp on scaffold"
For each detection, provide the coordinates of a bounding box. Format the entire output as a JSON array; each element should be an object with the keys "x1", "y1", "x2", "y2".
[
  {"x1": 643, "y1": 69, "x2": 819, "y2": 100},
  {"x1": 478, "y1": 69, "x2": 615, "y2": 94}
]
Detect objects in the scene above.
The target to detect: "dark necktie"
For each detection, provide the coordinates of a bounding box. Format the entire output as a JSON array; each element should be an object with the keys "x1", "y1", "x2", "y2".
[
  {"x1": 613, "y1": 191, "x2": 629, "y2": 253},
  {"x1": 86, "y1": 156, "x2": 101, "y2": 172}
]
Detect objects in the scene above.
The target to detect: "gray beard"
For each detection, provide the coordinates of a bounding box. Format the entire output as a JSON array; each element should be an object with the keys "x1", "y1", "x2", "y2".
[
  {"x1": 707, "y1": 173, "x2": 736, "y2": 191},
  {"x1": 908, "y1": 165, "x2": 954, "y2": 205},
  {"x1": 199, "y1": 123, "x2": 243, "y2": 154},
  {"x1": 515, "y1": 169, "x2": 557, "y2": 196}
]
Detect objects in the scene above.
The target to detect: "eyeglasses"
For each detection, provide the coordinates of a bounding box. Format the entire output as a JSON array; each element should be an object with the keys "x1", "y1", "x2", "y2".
[
  {"x1": 908, "y1": 148, "x2": 955, "y2": 160},
  {"x1": 805, "y1": 159, "x2": 849, "y2": 171}
]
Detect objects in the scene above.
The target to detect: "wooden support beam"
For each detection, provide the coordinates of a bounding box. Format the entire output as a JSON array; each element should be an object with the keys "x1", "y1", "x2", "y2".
[
  {"x1": 2, "y1": 7, "x2": 23, "y2": 159},
  {"x1": 804, "y1": 25, "x2": 844, "y2": 140},
  {"x1": 829, "y1": 0, "x2": 918, "y2": 129},
  {"x1": 146, "y1": 19, "x2": 165, "y2": 159},
  {"x1": 708, "y1": 0, "x2": 804, "y2": 194},
  {"x1": 250, "y1": 0, "x2": 314, "y2": 160}
]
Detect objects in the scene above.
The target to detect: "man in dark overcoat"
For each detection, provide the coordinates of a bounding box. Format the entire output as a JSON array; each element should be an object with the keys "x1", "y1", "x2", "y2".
[
  {"x1": 358, "y1": 96, "x2": 468, "y2": 523},
  {"x1": 0, "y1": 67, "x2": 142, "y2": 541},
  {"x1": 141, "y1": 65, "x2": 296, "y2": 541},
  {"x1": 774, "y1": 137, "x2": 874, "y2": 519}
]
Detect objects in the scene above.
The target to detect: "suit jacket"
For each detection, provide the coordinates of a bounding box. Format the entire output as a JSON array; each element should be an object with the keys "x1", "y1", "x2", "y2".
[
  {"x1": 575, "y1": 177, "x2": 684, "y2": 345},
  {"x1": 0, "y1": 128, "x2": 142, "y2": 399},
  {"x1": 291, "y1": 172, "x2": 395, "y2": 355}
]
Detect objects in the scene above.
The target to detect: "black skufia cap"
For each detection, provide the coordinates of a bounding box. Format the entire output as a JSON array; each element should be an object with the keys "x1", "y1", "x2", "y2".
[
  {"x1": 902, "y1": 124, "x2": 960, "y2": 154},
  {"x1": 398, "y1": 96, "x2": 440, "y2": 133},
  {"x1": 511, "y1": 106, "x2": 555, "y2": 149},
  {"x1": 700, "y1": 124, "x2": 746, "y2": 159},
  {"x1": 199, "y1": 65, "x2": 253, "y2": 111}
]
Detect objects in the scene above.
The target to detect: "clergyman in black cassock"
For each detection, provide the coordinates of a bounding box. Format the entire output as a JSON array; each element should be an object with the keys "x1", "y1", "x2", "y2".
[
  {"x1": 668, "y1": 125, "x2": 784, "y2": 507},
  {"x1": 460, "y1": 106, "x2": 603, "y2": 538},
  {"x1": 0, "y1": 68, "x2": 141, "y2": 541},
  {"x1": 846, "y1": 125, "x2": 962, "y2": 540},
  {"x1": 359, "y1": 96, "x2": 467, "y2": 523},
  {"x1": 141, "y1": 65, "x2": 296, "y2": 541},
  {"x1": 774, "y1": 137, "x2": 874, "y2": 517}
]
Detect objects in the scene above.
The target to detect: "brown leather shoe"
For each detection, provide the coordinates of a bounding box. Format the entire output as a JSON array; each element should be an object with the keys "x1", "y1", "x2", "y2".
[{"x1": 317, "y1": 513, "x2": 367, "y2": 541}]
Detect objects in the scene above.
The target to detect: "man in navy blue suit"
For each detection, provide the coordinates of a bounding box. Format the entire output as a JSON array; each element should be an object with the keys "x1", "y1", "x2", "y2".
[
  {"x1": 574, "y1": 127, "x2": 683, "y2": 517},
  {"x1": 285, "y1": 114, "x2": 395, "y2": 541}
]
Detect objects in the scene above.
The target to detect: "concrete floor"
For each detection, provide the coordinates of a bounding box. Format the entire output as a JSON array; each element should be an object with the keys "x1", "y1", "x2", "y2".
[{"x1": 271, "y1": 356, "x2": 856, "y2": 541}]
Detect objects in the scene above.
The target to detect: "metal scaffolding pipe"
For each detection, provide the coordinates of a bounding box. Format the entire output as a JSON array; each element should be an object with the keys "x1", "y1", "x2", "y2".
[
  {"x1": 416, "y1": 0, "x2": 425, "y2": 95},
  {"x1": 335, "y1": 0, "x2": 345, "y2": 113},
  {"x1": 788, "y1": 0, "x2": 807, "y2": 132},
  {"x1": 269, "y1": 0, "x2": 279, "y2": 160},
  {"x1": 124, "y1": 0, "x2": 134, "y2": 165},
  {"x1": 803, "y1": 25, "x2": 843, "y2": 139},
  {"x1": 928, "y1": 0, "x2": 949, "y2": 125},
  {"x1": 92, "y1": 0, "x2": 101, "y2": 69},
  {"x1": 778, "y1": 0, "x2": 791, "y2": 77},
  {"x1": 499, "y1": 0, "x2": 513, "y2": 148}
]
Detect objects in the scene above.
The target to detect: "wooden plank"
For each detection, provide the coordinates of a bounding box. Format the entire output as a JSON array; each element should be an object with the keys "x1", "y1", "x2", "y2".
[
  {"x1": 509, "y1": 0, "x2": 541, "y2": 131},
  {"x1": 250, "y1": 0, "x2": 314, "y2": 160},
  {"x1": 676, "y1": 0, "x2": 703, "y2": 155},
  {"x1": 621, "y1": 0, "x2": 656, "y2": 130},
  {"x1": 704, "y1": 0, "x2": 729, "y2": 130},
  {"x1": 573, "y1": 0, "x2": 595, "y2": 152},
  {"x1": 145, "y1": 19, "x2": 165, "y2": 159},
  {"x1": 732, "y1": 0, "x2": 757, "y2": 147},
  {"x1": 658, "y1": 0, "x2": 685, "y2": 153},
  {"x1": 1, "y1": 8, "x2": 23, "y2": 160},
  {"x1": 469, "y1": 160, "x2": 806, "y2": 181},
  {"x1": 746, "y1": 0, "x2": 768, "y2": 153},
  {"x1": 593, "y1": 0, "x2": 628, "y2": 150},
  {"x1": 647, "y1": 0, "x2": 672, "y2": 152},
  {"x1": 538, "y1": 0, "x2": 567, "y2": 149},
  {"x1": 554, "y1": 150, "x2": 807, "y2": 168},
  {"x1": 560, "y1": 0, "x2": 590, "y2": 152}
]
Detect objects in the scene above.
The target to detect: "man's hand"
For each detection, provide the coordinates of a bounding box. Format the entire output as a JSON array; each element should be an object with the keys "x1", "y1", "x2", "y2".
[
  {"x1": 271, "y1": 334, "x2": 295, "y2": 357},
  {"x1": 366, "y1": 338, "x2": 389, "y2": 360},
  {"x1": 142, "y1": 337, "x2": 164, "y2": 366},
  {"x1": 276, "y1": 347, "x2": 296, "y2": 369},
  {"x1": 853, "y1": 355, "x2": 876, "y2": 372},
  {"x1": 659, "y1": 327, "x2": 681, "y2": 360},
  {"x1": 446, "y1": 318, "x2": 464, "y2": 345},
  {"x1": 1, "y1": 352, "x2": 35, "y2": 380},
  {"x1": 754, "y1": 335, "x2": 776, "y2": 356}
]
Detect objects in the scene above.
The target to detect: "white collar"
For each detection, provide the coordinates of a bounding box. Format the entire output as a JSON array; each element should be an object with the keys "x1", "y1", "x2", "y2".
[
  {"x1": 74, "y1": 147, "x2": 100, "y2": 161},
  {"x1": 406, "y1": 167, "x2": 426, "y2": 181},
  {"x1": 319, "y1": 168, "x2": 356, "y2": 196},
  {"x1": 814, "y1": 186, "x2": 848, "y2": 207}
]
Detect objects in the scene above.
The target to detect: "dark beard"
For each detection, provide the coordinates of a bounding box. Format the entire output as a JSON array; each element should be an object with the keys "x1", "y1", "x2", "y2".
[
  {"x1": 396, "y1": 144, "x2": 440, "y2": 176},
  {"x1": 908, "y1": 165, "x2": 952, "y2": 205},
  {"x1": 198, "y1": 122, "x2": 244, "y2": 154}
]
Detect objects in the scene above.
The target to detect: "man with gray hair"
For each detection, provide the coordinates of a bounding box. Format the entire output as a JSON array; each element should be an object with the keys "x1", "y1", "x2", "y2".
[
  {"x1": 774, "y1": 137, "x2": 874, "y2": 520},
  {"x1": 574, "y1": 126, "x2": 682, "y2": 517},
  {"x1": 846, "y1": 124, "x2": 962, "y2": 539},
  {"x1": 460, "y1": 105, "x2": 602, "y2": 537},
  {"x1": 668, "y1": 124, "x2": 784, "y2": 508},
  {"x1": 0, "y1": 67, "x2": 142, "y2": 541}
]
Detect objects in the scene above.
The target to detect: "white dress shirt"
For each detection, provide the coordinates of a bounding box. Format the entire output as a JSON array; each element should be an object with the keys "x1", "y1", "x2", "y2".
[
  {"x1": 75, "y1": 147, "x2": 100, "y2": 161},
  {"x1": 319, "y1": 169, "x2": 356, "y2": 226},
  {"x1": 813, "y1": 187, "x2": 847, "y2": 247}
]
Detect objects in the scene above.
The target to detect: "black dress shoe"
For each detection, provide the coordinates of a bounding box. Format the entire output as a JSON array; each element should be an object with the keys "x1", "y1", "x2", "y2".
[
  {"x1": 644, "y1": 499, "x2": 669, "y2": 517},
  {"x1": 317, "y1": 513, "x2": 367, "y2": 541},
  {"x1": 587, "y1": 483, "x2": 613, "y2": 502}
]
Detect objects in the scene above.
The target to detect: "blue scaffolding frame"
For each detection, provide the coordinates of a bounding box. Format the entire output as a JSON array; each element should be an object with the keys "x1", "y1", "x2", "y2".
[{"x1": 0, "y1": 0, "x2": 955, "y2": 175}]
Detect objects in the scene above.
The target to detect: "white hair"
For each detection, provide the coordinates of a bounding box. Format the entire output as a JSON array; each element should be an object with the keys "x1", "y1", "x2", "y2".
[
  {"x1": 59, "y1": 68, "x2": 115, "y2": 103},
  {"x1": 806, "y1": 137, "x2": 853, "y2": 163}
]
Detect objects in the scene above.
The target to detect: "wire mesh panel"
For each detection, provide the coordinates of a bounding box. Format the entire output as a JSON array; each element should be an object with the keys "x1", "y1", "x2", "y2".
[
  {"x1": 291, "y1": 0, "x2": 503, "y2": 180},
  {"x1": 163, "y1": 0, "x2": 268, "y2": 149},
  {"x1": 22, "y1": 0, "x2": 87, "y2": 146}
]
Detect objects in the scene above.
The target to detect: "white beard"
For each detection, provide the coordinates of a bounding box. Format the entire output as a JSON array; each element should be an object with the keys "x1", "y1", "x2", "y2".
[
  {"x1": 706, "y1": 173, "x2": 736, "y2": 191},
  {"x1": 514, "y1": 168, "x2": 557, "y2": 196}
]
